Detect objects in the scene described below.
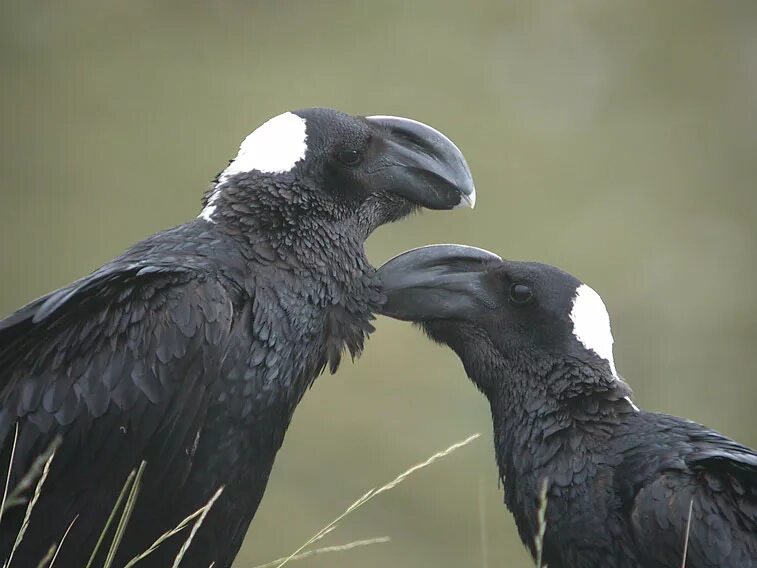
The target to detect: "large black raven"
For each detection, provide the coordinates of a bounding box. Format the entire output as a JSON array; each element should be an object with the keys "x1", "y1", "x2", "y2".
[
  {"x1": 0, "y1": 110, "x2": 475, "y2": 567},
  {"x1": 378, "y1": 244, "x2": 756, "y2": 568}
]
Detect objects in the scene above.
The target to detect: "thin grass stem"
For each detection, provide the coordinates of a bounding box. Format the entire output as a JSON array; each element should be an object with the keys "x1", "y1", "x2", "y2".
[
  {"x1": 103, "y1": 461, "x2": 146, "y2": 568},
  {"x1": 681, "y1": 498, "x2": 694, "y2": 568},
  {"x1": 6, "y1": 445, "x2": 57, "y2": 568},
  {"x1": 534, "y1": 477, "x2": 549, "y2": 568},
  {"x1": 478, "y1": 479, "x2": 488, "y2": 568},
  {"x1": 251, "y1": 537, "x2": 391, "y2": 568},
  {"x1": 3, "y1": 437, "x2": 61, "y2": 511},
  {"x1": 33, "y1": 545, "x2": 55, "y2": 568},
  {"x1": 0, "y1": 423, "x2": 20, "y2": 522},
  {"x1": 123, "y1": 492, "x2": 216, "y2": 568},
  {"x1": 48, "y1": 514, "x2": 79, "y2": 568},
  {"x1": 85, "y1": 467, "x2": 137, "y2": 568},
  {"x1": 272, "y1": 433, "x2": 480, "y2": 568},
  {"x1": 170, "y1": 486, "x2": 224, "y2": 568}
]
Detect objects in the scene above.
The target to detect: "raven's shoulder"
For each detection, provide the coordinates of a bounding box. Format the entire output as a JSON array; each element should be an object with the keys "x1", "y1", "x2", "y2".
[
  {"x1": 616, "y1": 412, "x2": 757, "y2": 479},
  {"x1": 0, "y1": 219, "x2": 246, "y2": 340},
  {"x1": 0, "y1": 256, "x2": 237, "y2": 464},
  {"x1": 0, "y1": 255, "x2": 242, "y2": 558},
  {"x1": 616, "y1": 413, "x2": 757, "y2": 567},
  {"x1": 0, "y1": 262, "x2": 186, "y2": 335},
  {"x1": 685, "y1": 426, "x2": 757, "y2": 473}
]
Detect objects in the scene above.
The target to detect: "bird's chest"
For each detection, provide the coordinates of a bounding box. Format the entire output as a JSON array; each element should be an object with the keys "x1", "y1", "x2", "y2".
[
  {"x1": 539, "y1": 481, "x2": 637, "y2": 568},
  {"x1": 503, "y1": 429, "x2": 637, "y2": 568},
  {"x1": 198, "y1": 277, "x2": 375, "y2": 465}
]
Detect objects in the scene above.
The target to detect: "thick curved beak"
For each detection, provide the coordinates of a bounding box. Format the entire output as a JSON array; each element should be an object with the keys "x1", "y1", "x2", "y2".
[
  {"x1": 365, "y1": 116, "x2": 476, "y2": 210},
  {"x1": 377, "y1": 244, "x2": 501, "y2": 321}
]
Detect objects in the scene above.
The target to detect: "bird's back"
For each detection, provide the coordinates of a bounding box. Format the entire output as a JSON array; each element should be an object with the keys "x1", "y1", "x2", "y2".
[
  {"x1": 611, "y1": 411, "x2": 757, "y2": 567},
  {"x1": 501, "y1": 407, "x2": 756, "y2": 568}
]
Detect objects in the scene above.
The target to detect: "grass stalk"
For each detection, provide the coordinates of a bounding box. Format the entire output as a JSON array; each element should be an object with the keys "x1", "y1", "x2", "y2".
[
  {"x1": 48, "y1": 514, "x2": 79, "y2": 568},
  {"x1": 102, "y1": 461, "x2": 147, "y2": 568},
  {"x1": 251, "y1": 537, "x2": 391, "y2": 568},
  {"x1": 681, "y1": 498, "x2": 694, "y2": 568},
  {"x1": 124, "y1": 486, "x2": 223, "y2": 568},
  {"x1": 5, "y1": 444, "x2": 57, "y2": 568},
  {"x1": 3, "y1": 437, "x2": 62, "y2": 512},
  {"x1": 33, "y1": 545, "x2": 55, "y2": 568},
  {"x1": 170, "y1": 486, "x2": 224, "y2": 568},
  {"x1": 478, "y1": 479, "x2": 489, "y2": 568},
  {"x1": 272, "y1": 433, "x2": 480, "y2": 568},
  {"x1": 85, "y1": 467, "x2": 137, "y2": 568},
  {"x1": 534, "y1": 477, "x2": 549, "y2": 568},
  {"x1": 0, "y1": 423, "x2": 20, "y2": 522}
]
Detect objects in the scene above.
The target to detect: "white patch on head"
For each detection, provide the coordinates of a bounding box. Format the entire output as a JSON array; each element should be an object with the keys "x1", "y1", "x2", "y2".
[
  {"x1": 221, "y1": 112, "x2": 308, "y2": 181},
  {"x1": 569, "y1": 283, "x2": 618, "y2": 378},
  {"x1": 198, "y1": 112, "x2": 308, "y2": 222}
]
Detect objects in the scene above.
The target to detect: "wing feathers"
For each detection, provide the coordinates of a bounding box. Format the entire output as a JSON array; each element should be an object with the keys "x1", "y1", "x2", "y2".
[{"x1": 0, "y1": 262, "x2": 233, "y2": 478}]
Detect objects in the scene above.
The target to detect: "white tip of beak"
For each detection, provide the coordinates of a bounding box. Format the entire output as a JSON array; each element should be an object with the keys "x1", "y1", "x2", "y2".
[{"x1": 454, "y1": 185, "x2": 476, "y2": 209}]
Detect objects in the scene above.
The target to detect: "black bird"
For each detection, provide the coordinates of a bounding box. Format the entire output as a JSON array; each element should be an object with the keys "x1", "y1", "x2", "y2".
[
  {"x1": 378, "y1": 244, "x2": 757, "y2": 568},
  {"x1": 0, "y1": 110, "x2": 475, "y2": 568}
]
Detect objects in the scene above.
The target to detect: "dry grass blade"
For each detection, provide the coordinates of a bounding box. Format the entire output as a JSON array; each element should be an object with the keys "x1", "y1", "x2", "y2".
[
  {"x1": 0, "y1": 423, "x2": 20, "y2": 522},
  {"x1": 102, "y1": 461, "x2": 147, "y2": 568},
  {"x1": 534, "y1": 477, "x2": 549, "y2": 568},
  {"x1": 124, "y1": 486, "x2": 223, "y2": 568},
  {"x1": 170, "y1": 485, "x2": 224, "y2": 568},
  {"x1": 3, "y1": 437, "x2": 62, "y2": 511},
  {"x1": 681, "y1": 498, "x2": 694, "y2": 568},
  {"x1": 85, "y1": 467, "x2": 137, "y2": 568},
  {"x1": 48, "y1": 514, "x2": 79, "y2": 568},
  {"x1": 33, "y1": 544, "x2": 55, "y2": 568},
  {"x1": 251, "y1": 537, "x2": 391, "y2": 568},
  {"x1": 5, "y1": 444, "x2": 57, "y2": 568},
  {"x1": 123, "y1": 506, "x2": 206, "y2": 567},
  {"x1": 273, "y1": 433, "x2": 480, "y2": 568},
  {"x1": 375, "y1": 434, "x2": 480, "y2": 492},
  {"x1": 478, "y1": 479, "x2": 489, "y2": 568}
]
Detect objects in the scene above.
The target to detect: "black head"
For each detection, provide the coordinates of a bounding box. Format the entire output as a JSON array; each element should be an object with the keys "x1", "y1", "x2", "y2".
[
  {"x1": 200, "y1": 108, "x2": 475, "y2": 231},
  {"x1": 377, "y1": 244, "x2": 621, "y2": 395}
]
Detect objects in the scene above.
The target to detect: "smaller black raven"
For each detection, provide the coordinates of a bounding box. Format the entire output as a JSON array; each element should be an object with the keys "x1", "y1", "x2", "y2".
[{"x1": 378, "y1": 244, "x2": 757, "y2": 568}]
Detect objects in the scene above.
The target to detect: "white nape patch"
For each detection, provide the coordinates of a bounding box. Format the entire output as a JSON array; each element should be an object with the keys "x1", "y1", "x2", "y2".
[
  {"x1": 624, "y1": 396, "x2": 640, "y2": 412},
  {"x1": 199, "y1": 190, "x2": 221, "y2": 222},
  {"x1": 220, "y1": 112, "x2": 308, "y2": 181},
  {"x1": 569, "y1": 284, "x2": 619, "y2": 378},
  {"x1": 198, "y1": 112, "x2": 308, "y2": 222}
]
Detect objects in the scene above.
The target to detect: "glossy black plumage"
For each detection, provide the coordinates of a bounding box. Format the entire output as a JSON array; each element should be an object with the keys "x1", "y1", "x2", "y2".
[
  {"x1": 0, "y1": 109, "x2": 474, "y2": 567},
  {"x1": 378, "y1": 245, "x2": 757, "y2": 568}
]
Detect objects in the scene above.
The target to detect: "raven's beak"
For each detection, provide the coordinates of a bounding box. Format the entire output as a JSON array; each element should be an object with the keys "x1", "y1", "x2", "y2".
[
  {"x1": 365, "y1": 116, "x2": 476, "y2": 210},
  {"x1": 377, "y1": 244, "x2": 501, "y2": 321}
]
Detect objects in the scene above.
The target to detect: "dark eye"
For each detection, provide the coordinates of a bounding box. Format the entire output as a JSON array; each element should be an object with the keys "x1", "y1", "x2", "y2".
[
  {"x1": 509, "y1": 283, "x2": 533, "y2": 305},
  {"x1": 337, "y1": 149, "x2": 362, "y2": 166}
]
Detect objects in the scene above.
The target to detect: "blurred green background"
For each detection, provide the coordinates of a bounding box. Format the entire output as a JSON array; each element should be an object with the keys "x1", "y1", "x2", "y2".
[{"x1": 1, "y1": 1, "x2": 756, "y2": 566}]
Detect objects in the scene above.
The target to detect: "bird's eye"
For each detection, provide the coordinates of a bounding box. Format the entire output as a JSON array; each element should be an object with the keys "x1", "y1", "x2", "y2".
[
  {"x1": 337, "y1": 149, "x2": 362, "y2": 166},
  {"x1": 509, "y1": 283, "x2": 533, "y2": 305}
]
